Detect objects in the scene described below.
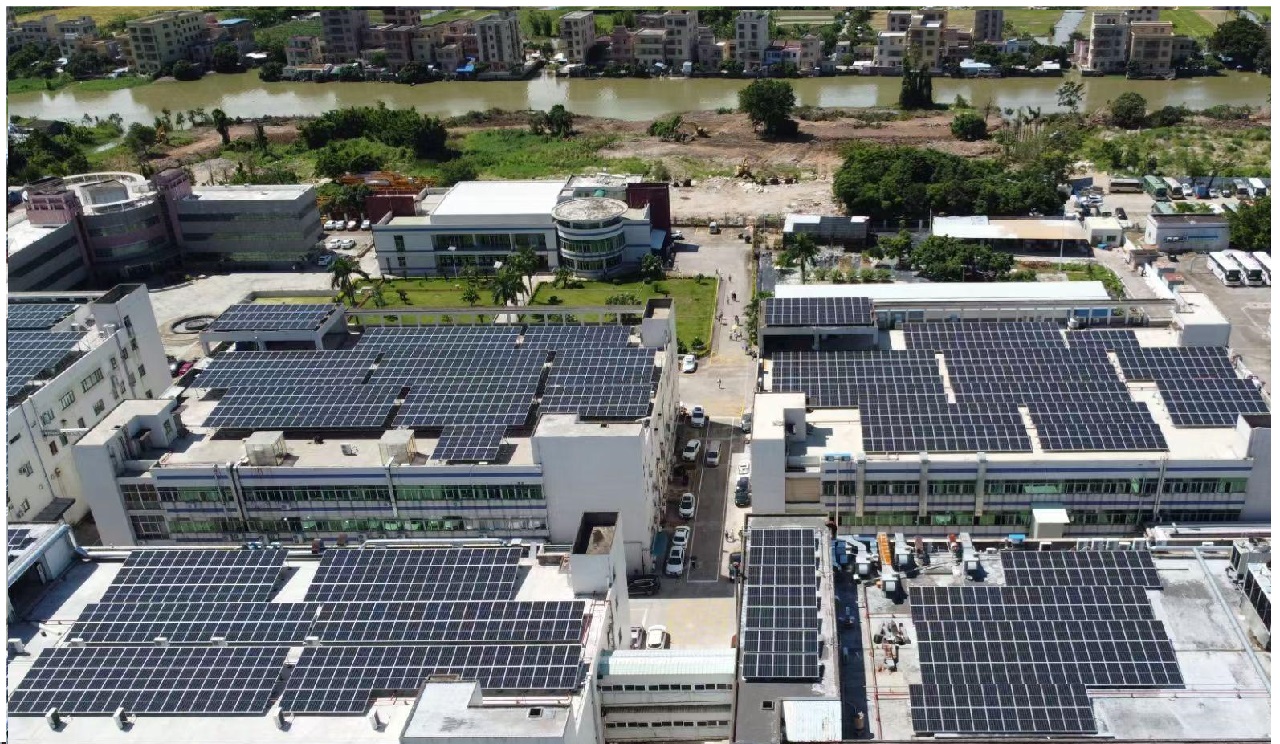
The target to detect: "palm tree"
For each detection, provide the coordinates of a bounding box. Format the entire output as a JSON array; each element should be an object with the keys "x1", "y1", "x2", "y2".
[
  {"x1": 211, "y1": 108, "x2": 230, "y2": 146},
  {"x1": 789, "y1": 233, "x2": 821, "y2": 284},
  {"x1": 329, "y1": 257, "x2": 369, "y2": 307},
  {"x1": 491, "y1": 267, "x2": 525, "y2": 306},
  {"x1": 553, "y1": 266, "x2": 574, "y2": 289},
  {"x1": 508, "y1": 245, "x2": 540, "y2": 299}
]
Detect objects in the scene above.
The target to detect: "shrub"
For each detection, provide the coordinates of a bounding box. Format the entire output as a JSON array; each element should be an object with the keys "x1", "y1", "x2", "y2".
[{"x1": 950, "y1": 111, "x2": 988, "y2": 141}]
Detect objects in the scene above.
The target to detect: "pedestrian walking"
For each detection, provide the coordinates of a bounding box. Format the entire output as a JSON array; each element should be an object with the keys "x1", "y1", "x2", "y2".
[{"x1": 717, "y1": 378, "x2": 723, "y2": 389}]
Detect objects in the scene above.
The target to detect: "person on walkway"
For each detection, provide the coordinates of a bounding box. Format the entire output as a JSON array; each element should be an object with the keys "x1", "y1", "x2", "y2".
[{"x1": 717, "y1": 378, "x2": 723, "y2": 389}]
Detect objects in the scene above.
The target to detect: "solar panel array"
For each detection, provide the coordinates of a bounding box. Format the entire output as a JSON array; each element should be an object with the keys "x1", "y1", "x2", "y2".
[
  {"x1": 7, "y1": 330, "x2": 83, "y2": 398},
  {"x1": 68, "y1": 602, "x2": 316, "y2": 644},
  {"x1": 305, "y1": 547, "x2": 522, "y2": 603},
  {"x1": 909, "y1": 549, "x2": 1182, "y2": 736},
  {"x1": 207, "y1": 303, "x2": 338, "y2": 332},
  {"x1": 9, "y1": 646, "x2": 289, "y2": 715},
  {"x1": 13, "y1": 546, "x2": 591, "y2": 718},
  {"x1": 432, "y1": 424, "x2": 507, "y2": 463},
  {"x1": 7, "y1": 303, "x2": 77, "y2": 330},
  {"x1": 204, "y1": 383, "x2": 402, "y2": 430},
  {"x1": 280, "y1": 644, "x2": 586, "y2": 714},
  {"x1": 1115, "y1": 347, "x2": 1270, "y2": 427},
  {"x1": 763, "y1": 296, "x2": 874, "y2": 327},
  {"x1": 8, "y1": 527, "x2": 38, "y2": 555},
  {"x1": 1066, "y1": 328, "x2": 1141, "y2": 350},
  {"x1": 99, "y1": 549, "x2": 286, "y2": 603},
  {"x1": 1003, "y1": 549, "x2": 1162, "y2": 589},
  {"x1": 741, "y1": 528, "x2": 821, "y2": 682}
]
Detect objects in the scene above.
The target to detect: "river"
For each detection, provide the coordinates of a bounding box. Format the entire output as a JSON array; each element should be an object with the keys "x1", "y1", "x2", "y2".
[{"x1": 8, "y1": 70, "x2": 1270, "y2": 125}]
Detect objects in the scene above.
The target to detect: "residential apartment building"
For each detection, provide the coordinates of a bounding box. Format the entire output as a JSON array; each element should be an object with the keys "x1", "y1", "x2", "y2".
[
  {"x1": 764, "y1": 35, "x2": 822, "y2": 73},
  {"x1": 662, "y1": 10, "x2": 698, "y2": 66},
  {"x1": 873, "y1": 32, "x2": 907, "y2": 69},
  {"x1": 8, "y1": 13, "x2": 99, "y2": 54},
  {"x1": 609, "y1": 26, "x2": 634, "y2": 65},
  {"x1": 633, "y1": 28, "x2": 666, "y2": 67},
  {"x1": 1080, "y1": 10, "x2": 1185, "y2": 75},
  {"x1": 1125, "y1": 7, "x2": 1162, "y2": 23},
  {"x1": 124, "y1": 10, "x2": 205, "y2": 75},
  {"x1": 379, "y1": 7, "x2": 421, "y2": 26},
  {"x1": 1082, "y1": 11, "x2": 1129, "y2": 72},
  {"x1": 474, "y1": 12, "x2": 523, "y2": 71},
  {"x1": 286, "y1": 35, "x2": 321, "y2": 66},
  {"x1": 1128, "y1": 21, "x2": 1177, "y2": 75},
  {"x1": 364, "y1": 23, "x2": 416, "y2": 69},
  {"x1": 321, "y1": 8, "x2": 367, "y2": 63},
  {"x1": 7, "y1": 285, "x2": 170, "y2": 526},
  {"x1": 974, "y1": 8, "x2": 1004, "y2": 42},
  {"x1": 560, "y1": 10, "x2": 596, "y2": 63},
  {"x1": 734, "y1": 10, "x2": 771, "y2": 70},
  {"x1": 886, "y1": 10, "x2": 914, "y2": 33}
]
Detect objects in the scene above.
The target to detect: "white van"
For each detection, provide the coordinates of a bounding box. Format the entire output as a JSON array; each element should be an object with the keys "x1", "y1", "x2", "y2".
[{"x1": 705, "y1": 441, "x2": 722, "y2": 467}]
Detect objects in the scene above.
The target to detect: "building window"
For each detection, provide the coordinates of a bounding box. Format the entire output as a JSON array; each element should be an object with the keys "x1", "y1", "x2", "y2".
[
  {"x1": 81, "y1": 368, "x2": 105, "y2": 392},
  {"x1": 130, "y1": 514, "x2": 171, "y2": 539},
  {"x1": 93, "y1": 400, "x2": 106, "y2": 415},
  {"x1": 394, "y1": 235, "x2": 406, "y2": 252},
  {"x1": 49, "y1": 441, "x2": 59, "y2": 456},
  {"x1": 59, "y1": 390, "x2": 76, "y2": 409},
  {"x1": 18, "y1": 462, "x2": 34, "y2": 477},
  {"x1": 40, "y1": 409, "x2": 56, "y2": 426}
]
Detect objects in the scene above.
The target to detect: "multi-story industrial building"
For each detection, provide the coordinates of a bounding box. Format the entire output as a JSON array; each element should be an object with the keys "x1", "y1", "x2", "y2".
[
  {"x1": 973, "y1": 8, "x2": 1004, "y2": 42},
  {"x1": 559, "y1": 10, "x2": 596, "y2": 63},
  {"x1": 747, "y1": 285, "x2": 1271, "y2": 537},
  {"x1": 74, "y1": 302, "x2": 681, "y2": 573},
  {"x1": 7, "y1": 285, "x2": 170, "y2": 526},
  {"x1": 372, "y1": 175, "x2": 671, "y2": 279},
  {"x1": 6, "y1": 169, "x2": 322, "y2": 289},
  {"x1": 1143, "y1": 213, "x2": 1229, "y2": 253},
  {"x1": 320, "y1": 8, "x2": 367, "y2": 63},
  {"x1": 124, "y1": 10, "x2": 205, "y2": 74},
  {"x1": 734, "y1": 10, "x2": 771, "y2": 70}
]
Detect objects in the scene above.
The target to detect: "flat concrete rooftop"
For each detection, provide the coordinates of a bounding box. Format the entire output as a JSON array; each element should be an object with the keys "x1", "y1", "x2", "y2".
[{"x1": 863, "y1": 548, "x2": 1272, "y2": 741}]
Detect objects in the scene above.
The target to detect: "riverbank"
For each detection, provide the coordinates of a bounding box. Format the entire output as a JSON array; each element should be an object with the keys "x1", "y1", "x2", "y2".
[
  {"x1": 8, "y1": 69, "x2": 1270, "y2": 126},
  {"x1": 7, "y1": 74, "x2": 151, "y2": 96}
]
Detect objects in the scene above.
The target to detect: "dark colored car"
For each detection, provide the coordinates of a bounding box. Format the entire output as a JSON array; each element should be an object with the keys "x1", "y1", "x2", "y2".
[
  {"x1": 734, "y1": 476, "x2": 751, "y2": 507},
  {"x1": 1114, "y1": 207, "x2": 1128, "y2": 221},
  {"x1": 628, "y1": 576, "x2": 661, "y2": 596}
]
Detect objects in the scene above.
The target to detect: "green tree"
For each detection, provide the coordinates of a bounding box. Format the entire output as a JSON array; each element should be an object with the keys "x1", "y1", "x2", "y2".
[
  {"x1": 508, "y1": 245, "x2": 541, "y2": 299},
  {"x1": 1227, "y1": 196, "x2": 1270, "y2": 252},
  {"x1": 788, "y1": 233, "x2": 821, "y2": 284},
  {"x1": 435, "y1": 158, "x2": 479, "y2": 187},
  {"x1": 950, "y1": 111, "x2": 988, "y2": 141},
  {"x1": 743, "y1": 290, "x2": 773, "y2": 338},
  {"x1": 259, "y1": 61, "x2": 284, "y2": 82},
  {"x1": 171, "y1": 59, "x2": 201, "y2": 81},
  {"x1": 1208, "y1": 17, "x2": 1268, "y2": 71},
  {"x1": 461, "y1": 285, "x2": 481, "y2": 307},
  {"x1": 253, "y1": 122, "x2": 269, "y2": 152},
  {"x1": 898, "y1": 59, "x2": 934, "y2": 110},
  {"x1": 490, "y1": 266, "x2": 525, "y2": 306},
  {"x1": 907, "y1": 236, "x2": 1014, "y2": 282},
  {"x1": 530, "y1": 104, "x2": 574, "y2": 138},
  {"x1": 553, "y1": 266, "x2": 575, "y2": 289},
  {"x1": 1108, "y1": 92, "x2": 1147, "y2": 129},
  {"x1": 123, "y1": 123, "x2": 158, "y2": 158},
  {"x1": 63, "y1": 49, "x2": 109, "y2": 78},
  {"x1": 870, "y1": 229, "x2": 914, "y2": 263},
  {"x1": 329, "y1": 256, "x2": 369, "y2": 306},
  {"x1": 737, "y1": 79, "x2": 797, "y2": 138},
  {"x1": 1056, "y1": 80, "x2": 1084, "y2": 113},
  {"x1": 211, "y1": 108, "x2": 231, "y2": 145},
  {"x1": 640, "y1": 253, "x2": 665, "y2": 281},
  {"x1": 212, "y1": 43, "x2": 241, "y2": 74}
]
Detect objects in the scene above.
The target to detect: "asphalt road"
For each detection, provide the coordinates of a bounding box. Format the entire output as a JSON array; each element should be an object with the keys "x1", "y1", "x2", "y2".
[{"x1": 664, "y1": 416, "x2": 745, "y2": 585}]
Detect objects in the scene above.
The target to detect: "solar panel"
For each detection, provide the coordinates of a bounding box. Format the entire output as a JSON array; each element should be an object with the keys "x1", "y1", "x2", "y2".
[
  {"x1": 203, "y1": 384, "x2": 402, "y2": 430},
  {"x1": 1002, "y1": 549, "x2": 1163, "y2": 589},
  {"x1": 9, "y1": 646, "x2": 288, "y2": 715},
  {"x1": 68, "y1": 602, "x2": 317, "y2": 644},
  {"x1": 1113, "y1": 346, "x2": 1269, "y2": 427},
  {"x1": 207, "y1": 303, "x2": 339, "y2": 332},
  {"x1": 741, "y1": 528, "x2": 820, "y2": 682},
  {"x1": 100, "y1": 548, "x2": 286, "y2": 603},
  {"x1": 194, "y1": 351, "x2": 379, "y2": 390},
  {"x1": 432, "y1": 424, "x2": 506, "y2": 463},
  {"x1": 909, "y1": 585, "x2": 1156, "y2": 623},
  {"x1": 7, "y1": 303, "x2": 78, "y2": 331},
  {"x1": 910, "y1": 683, "x2": 1098, "y2": 735},
  {"x1": 305, "y1": 547, "x2": 523, "y2": 603},
  {"x1": 1066, "y1": 328, "x2": 1141, "y2": 350},
  {"x1": 7, "y1": 330, "x2": 84, "y2": 398},
  {"x1": 763, "y1": 297, "x2": 874, "y2": 327},
  {"x1": 280, "y1": 644, "x2": 586, "y2": 714},
  {"x1": 1029, "y1": 402, "x2": 1168, "y2": 452},
  {"x1": 311, "y1": 600, "x2": 585, "y2": 643}
]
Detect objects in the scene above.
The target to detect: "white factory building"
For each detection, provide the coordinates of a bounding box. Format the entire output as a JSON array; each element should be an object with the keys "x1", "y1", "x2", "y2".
[
  {"x1": 1143, "y1": 212, "x2": 1230, "y2": 253},
  {"x1": 371, "y1": 176, "x2": 669, "y2": 279},
  {"x1": 7, "y1": 285, "x2": 171, "y2": 526},
  {"x1": 749, "y1": 283, "x2": 1271, "y2": 538},
  {"x1": 73, "y1": 299, "x2": 682, "y2": 573}
]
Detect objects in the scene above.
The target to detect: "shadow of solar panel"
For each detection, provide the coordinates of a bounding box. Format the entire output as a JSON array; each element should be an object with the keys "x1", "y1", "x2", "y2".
[
  {"x1": 279, "y1": 644, "x2": 586, "y2": 714},
  {"x1": 8, "y1": 646, "x2": 288, "y2": 715},
  {"x1": 208, "y1": 304, "x2": 337, "y2": 332},
  {"x1": 7, "y1": 303, "x2": 78, "y2": 331},
  {"x1": 909, "y1": 683, "x2": 1098, "y2": 735}
]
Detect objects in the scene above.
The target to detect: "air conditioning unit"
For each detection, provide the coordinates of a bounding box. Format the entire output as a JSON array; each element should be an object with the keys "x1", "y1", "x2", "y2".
[
  {"x1": 8, "y1": 638, "x2": 26, "y2": 654},
  {"x1": 245, "y1": 431, "x2": 287, "y2": 466},
  {"x1": 379, "y1": 429, "x2": 416, "y2": 465}
]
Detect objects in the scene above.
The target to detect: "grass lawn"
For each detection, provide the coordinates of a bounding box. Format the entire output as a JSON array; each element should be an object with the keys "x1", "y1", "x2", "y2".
[
  {"x1": 75, "y1": 76, "x2": 151, "y2": 92},
  {"x1": 412, "y1": 130, "x2": 651, "y2": 182},
  {"x1": 1161, "y1": 8, "x2": 1219, "y2": 38},
  {"x1": 16, "y1": 6, "x2": 187, "y2": 23},
  {"x1": 255, "y1": 18, "x2": 322, "y2": 52},
  {"x1": 530, "y1": 277, "x2": 718, "y2": 353},
  {"x1": 425, "y1": 9, "x2": 492, "y2": 26},
  {"x1": 7, "y1": 75, "x2": 70, "y2": 94}
]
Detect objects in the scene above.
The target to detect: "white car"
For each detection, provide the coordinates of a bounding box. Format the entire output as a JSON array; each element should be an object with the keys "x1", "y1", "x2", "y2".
[
  {"x1": 645, "y1": 624, "x2": 670, "y2": 648},
  {"x1": 360, "y1": 219, "x2": 371, "y2": 230},
  {"x1": 681, "y1": 439, "x2": 701, "y2": 462},
  {"x1": 670, "y1": 230, "x2": 684, "y2": 241},
  {"x1": 690, "y1": 405, "x2": 707, "y2": 428},
  {"x1": 346, "y1": 220, "x2": 358, "y2": 231},
  {"x1": 664, "y1": 547, "x2": 686, "y2": 577},
  {"x1": 681, "y1": 354, "x2": 697, "y2": 373},
  {"x1": 1209, "y1": 189, "x2": 1221, "y2": 198},
  {"x1": 317, "y1": 254, "x2": 336, "y2": 268},
  {"x1": 672, "y1": 525, "x2": 691, "y2": 549},
  {"x1": 324, "y1": 219, "x2": 338, "y2": 231},
  {"x1": 679, "y1": 492, "x2": 696, "y2": 519},
  {"x1": 738, "y1": 460, "x2": 751, "y2": 477}
]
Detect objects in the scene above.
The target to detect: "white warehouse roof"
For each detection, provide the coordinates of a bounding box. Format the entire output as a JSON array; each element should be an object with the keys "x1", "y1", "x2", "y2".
[
  {"x1": 598, "y1": 648, "x2": 737, "y2": 677},
  {"x1": 431, "y1": 180, "x2": 567, "y2": 218},
  {"x1": 933, "y1": 215, "x2": 1087, "y2": 242},
  {"x1": 774, "y1": 281, "x2": 1111, "y2": 303}
]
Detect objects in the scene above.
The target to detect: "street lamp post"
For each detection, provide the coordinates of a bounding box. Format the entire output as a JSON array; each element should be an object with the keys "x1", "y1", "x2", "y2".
[{"x1": 447, "y1": 245, "x2": 457, "y2": 279}]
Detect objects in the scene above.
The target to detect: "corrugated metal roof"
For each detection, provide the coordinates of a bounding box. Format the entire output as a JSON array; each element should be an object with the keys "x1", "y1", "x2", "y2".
[
  {"x1": 597, "y1": 649, "x2": 736, "y2": 678},
  {"x1": 782, "y1": 699, "x2": 843, "y2": 742}
]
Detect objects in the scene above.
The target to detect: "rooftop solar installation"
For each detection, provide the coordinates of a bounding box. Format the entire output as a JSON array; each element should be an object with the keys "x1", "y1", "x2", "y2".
[
  {"x1": 1066, "y1": 328, "x2": 1141, "y2": 350},
  {"x1": 7, "y1": 330, "x2": 84, "y2": 398},
  {"x1": 7, "y1": 302, "x2": 78, "y2": 330},
  {"x1": 280, "y1": 644, "x2": 587, "y2": 714},
  {"x1": 9, "y1": 646, "x2": 289, "y2": 715},
  {"x1": 68, "y1": 602, "x2": 317, "y2": 645},
  {"x1": 304, "y1": 547, "x2": 523, "y2": 603},
  {"x1": 203, "y1": 383, "x2": 402, "y2": 430},
  {"x1": 99, "y1": 548, "x2": 286, "y2": 603},
  {"x1": 432, "y1": 424, "x2": 507, "y2": 463},
  {"x1": 1115, "y1": 347, "x2": 1270, "y2": 427},
  {"x1": 763, "y1": 296, "x2": 874, "y2": 327},
  {"x1": 741, "y1": 528, "x2": 821, "y2": 682},
  {"x1": 311, "y1": 600, "x2": 586, "y2": 644},
  {"x1": 8, "y1": 527, "x2": 38, "y2": 554},
  {"x1": 207, "y1": 303, "x2": 339, "y2": 332},
  {"x1": 908, "y1": 549, "x2": 1183, "y2": 736}
]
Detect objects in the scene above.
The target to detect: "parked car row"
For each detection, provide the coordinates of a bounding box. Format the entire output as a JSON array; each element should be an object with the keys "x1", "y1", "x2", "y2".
[{"x1": 324, "y1": 219, "x2": 371, "y2": 231}]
